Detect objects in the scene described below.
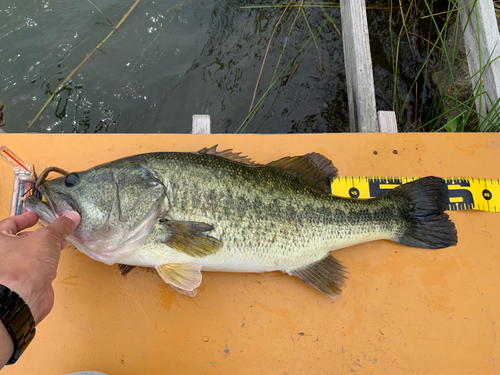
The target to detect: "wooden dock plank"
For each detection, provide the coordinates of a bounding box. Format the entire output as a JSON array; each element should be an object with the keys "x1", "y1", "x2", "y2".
[
  {"x1": 340, "y1": 0, "x2": 379, "y2": 132},
  {"x1": 459, "y1": 0, "x2": 500, "y2": 127}
]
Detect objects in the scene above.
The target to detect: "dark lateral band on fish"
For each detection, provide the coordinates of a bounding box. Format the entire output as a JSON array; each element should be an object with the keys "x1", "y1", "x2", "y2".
[{"x1": 25, "y1": 146, "x2": 458, "y2": 298}]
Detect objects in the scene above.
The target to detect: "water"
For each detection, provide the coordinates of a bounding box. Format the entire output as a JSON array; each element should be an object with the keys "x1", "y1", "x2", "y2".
[{"x1": 0, "y1": 0, "x2": 349, "y2": 133}]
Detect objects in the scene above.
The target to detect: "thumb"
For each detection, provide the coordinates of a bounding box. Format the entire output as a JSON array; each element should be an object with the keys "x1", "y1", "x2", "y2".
[{"x1": 44, "y1": 211, "x2": 81, "y2": 240}]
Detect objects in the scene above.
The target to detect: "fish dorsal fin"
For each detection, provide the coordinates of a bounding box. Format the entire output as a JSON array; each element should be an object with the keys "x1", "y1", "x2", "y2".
[
  {"x1": 156, "y1": 263, "x2": 202, "y2": 297},
  {"x1": 266, "y1": 153, "x2": 338, "y2": 193},
  {"x1": 288, "y1": 254, "x2": 348, "y2": 298},
  {"x1": 158, "y1": 220, "x2": 222, "y2": 257},
  {"x1": 197, "y1": 145, "x2": 259, "y2": 166}
]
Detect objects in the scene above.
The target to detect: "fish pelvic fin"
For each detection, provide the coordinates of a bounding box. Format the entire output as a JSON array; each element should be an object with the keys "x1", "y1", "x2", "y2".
[
  {"x1": 287, "y1": 254, "x2": 348, "y2": 298},
  {"x1": 266, "y1": 153, "x2": 338, "y2": 193},
  {"x1": 169, "y1": 285, "x2": 197, "y2": 297},
  {"x1": 155, "y1": 263, "x2": 202, "y2": 297},
  {"x1": 159, "y1": 220, "x2": 223, "y2": 257},
  {"x1": 388, "y1": 176, "x2": 458, "y2": 249}
]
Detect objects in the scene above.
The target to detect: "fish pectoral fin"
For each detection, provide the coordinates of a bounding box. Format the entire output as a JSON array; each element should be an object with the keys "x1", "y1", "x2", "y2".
[
  {"x1": 156, "y1": 263, "x2": 202, "y2": 296},
  {"x1": 287, "y1": 254, "x2": 348, "y2": 298},
  {"x1": 118, "y1": 264, "x2": 136, "y2": 276},
  {"x1": 266, "y1": 153, "x2": 338, "y2": 194},
  {"x1": 159, "y1": 220, "x2": 223, "y2": 257}
]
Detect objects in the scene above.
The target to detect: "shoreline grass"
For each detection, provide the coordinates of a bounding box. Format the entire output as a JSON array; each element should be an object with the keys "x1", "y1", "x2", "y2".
[
  {"x1": 25, "y1": 0, "x2": 499, "y2": 133},
  {"x1": 243, "y1": 0, "x2": 500, "y2": 132}
]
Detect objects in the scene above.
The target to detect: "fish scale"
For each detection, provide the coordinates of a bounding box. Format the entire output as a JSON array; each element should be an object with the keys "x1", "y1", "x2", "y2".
[{"x1": 141, "y1": 153, "x2": 402, "y2": 271}]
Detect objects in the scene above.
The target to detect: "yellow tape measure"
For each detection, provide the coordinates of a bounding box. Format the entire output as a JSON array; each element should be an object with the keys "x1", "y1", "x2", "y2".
[{"x1": 330, "y1": 177, "x2": 500, "y2": 212}]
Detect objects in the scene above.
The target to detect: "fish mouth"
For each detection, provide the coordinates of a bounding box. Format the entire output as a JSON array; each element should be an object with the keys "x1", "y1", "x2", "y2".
[
  {"x1": 24, "y1": 166, "x2": 76, "y2": 224},
  {"x1": 25, "y1": 191, "x2": 58, "y2": 225},
  {"x1": 25, "y1": 186, "x2": 80, "y2": 226}
]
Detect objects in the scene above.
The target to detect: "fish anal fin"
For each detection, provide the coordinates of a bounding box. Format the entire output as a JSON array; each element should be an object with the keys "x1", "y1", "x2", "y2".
[
  {"x1": 197, "y1": 145, "x2": 260, "y2": 166},
  {"x1": 160, "y1": 220, "x2": 223, "y2": 257},
  {"x1": 156, "y1": 263, "x2": 202, "y2": 296},
  {"x1": 288, "y1": 254, "x2": 348, "y2": 298},
  {"x1": 266, "y1": 153, "x2": 339, "y2": 193}
]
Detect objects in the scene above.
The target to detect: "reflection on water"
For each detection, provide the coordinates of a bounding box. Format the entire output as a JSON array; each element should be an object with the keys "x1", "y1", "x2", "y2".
[
  {"x1": 0, "y1": 1, "x2": 434, "y2": 133},
  {"x1": 1, "y1": 0, "x2": 349, "y2": 133}
]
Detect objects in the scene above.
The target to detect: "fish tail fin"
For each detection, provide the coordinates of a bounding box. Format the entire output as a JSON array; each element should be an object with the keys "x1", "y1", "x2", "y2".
[
  {"x1": 287, "y1": 254, "x2": 348, "y2": 298},
  {"x1": 388, "y1": 176, "x2": 457, "y2": 249}
]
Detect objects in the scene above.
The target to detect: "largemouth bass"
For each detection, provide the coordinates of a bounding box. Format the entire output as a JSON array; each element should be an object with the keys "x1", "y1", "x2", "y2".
[{"x1": 25, "y1": 146, "x2": 457, "y2": 297}]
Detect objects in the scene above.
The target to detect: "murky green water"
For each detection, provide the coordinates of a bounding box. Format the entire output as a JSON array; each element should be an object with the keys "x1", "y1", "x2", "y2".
[
  {"x1": 1, "y1": 1, "x2": 438, "y2": 133},
  {"x1": 1, "y1": 0, "x2": 351, "y2": 133}
]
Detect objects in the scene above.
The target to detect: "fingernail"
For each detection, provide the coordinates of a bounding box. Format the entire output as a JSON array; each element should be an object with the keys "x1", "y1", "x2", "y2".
[{"x1": 64, "y1": 211, "x2": 81, "y2": 224}]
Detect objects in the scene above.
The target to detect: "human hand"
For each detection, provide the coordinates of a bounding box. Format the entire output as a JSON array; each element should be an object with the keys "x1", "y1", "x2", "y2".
[{"x1": 0, "y1": 211, "x2": 80, "y2": 324}]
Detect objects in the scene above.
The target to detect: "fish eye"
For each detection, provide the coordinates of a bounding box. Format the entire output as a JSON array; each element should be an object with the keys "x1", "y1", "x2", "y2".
[{"x1": 65, "y1": 173, "x2": 79, "y2": 187}]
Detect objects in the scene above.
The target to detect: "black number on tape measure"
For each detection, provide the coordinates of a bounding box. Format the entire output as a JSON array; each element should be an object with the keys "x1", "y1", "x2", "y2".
[
  {"x1": 349, "y1": 187, "x2": 360, "y2": 198},
  {"x1": 447, "y1": 179, "x2": 474, "y2": 210},
  {"x1": 368, "y1": 178, "x2": 402, "y2": 197},
  {"x1": 482, "y1": 189, "x2": 492, "y2": 201}
]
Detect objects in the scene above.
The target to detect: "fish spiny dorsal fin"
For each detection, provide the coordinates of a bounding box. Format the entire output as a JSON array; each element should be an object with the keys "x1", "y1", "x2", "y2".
[
  {"x1": 266, "y1": 153, "x2": 339, "y2": 193},
  {"x1": 196, "y1": 145, "x2": 259, "y2": 166}
]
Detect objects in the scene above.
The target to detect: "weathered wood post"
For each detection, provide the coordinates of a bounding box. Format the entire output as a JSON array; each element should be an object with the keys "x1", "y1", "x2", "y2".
[
  {"x1": 192, "y1": 114, "x2": 211, "y2": 134},
  {"x1": 340, "y1": 0, "x2": 379, "y2": 132},
  {"x1": 460, "y1": 0, "x2": 500, "y2": 130}
]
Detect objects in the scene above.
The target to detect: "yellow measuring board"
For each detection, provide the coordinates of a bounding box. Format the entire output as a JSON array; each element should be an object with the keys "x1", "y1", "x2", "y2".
[{"x1": 330, "y1": 177, "x2": 500, "y2": 212}]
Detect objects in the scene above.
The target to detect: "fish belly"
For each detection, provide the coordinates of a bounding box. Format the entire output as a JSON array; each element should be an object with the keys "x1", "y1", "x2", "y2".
[{"x1": 120, "y1": 213, "x2": 395, "y2": 274}]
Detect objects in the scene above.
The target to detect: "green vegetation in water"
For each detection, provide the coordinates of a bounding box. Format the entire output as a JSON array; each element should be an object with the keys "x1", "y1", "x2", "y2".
[
  {"x1": 371, "y1": 0, "x2": 500, "y2": 132},
  {"x1": 238, "y1": 0, "x2": 500, "y2": 133},
  {"x1": 18, "y1": 0, "x2": 349, "y2": 133},
  {"x1": 416, "y1": 0, "x2": 500, "y2": 132},
  {"x1": 236, "y1": 2, "x2": 341, "y2": 133},
  {"x1": 19, "y1": 0, "x2": 500, "y2": 133}
]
